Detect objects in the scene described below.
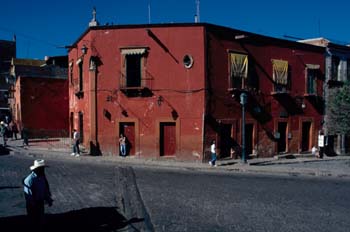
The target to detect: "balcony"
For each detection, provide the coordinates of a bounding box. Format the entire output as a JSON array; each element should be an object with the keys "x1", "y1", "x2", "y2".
[
  {"x1": 327, "y1": 79, "x2": 344, "y2": 88},
  {"x1": 227, "y1": 76, "x2": 244, "y2": 92},
  {"x1": 271, "y1": 85, "x2": 289, "y2": 96},
  {"x1": 119, "y1": 70, "x2": 154, "y2": 97}
]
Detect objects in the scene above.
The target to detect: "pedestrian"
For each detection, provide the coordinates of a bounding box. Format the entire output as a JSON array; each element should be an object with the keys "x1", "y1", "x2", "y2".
[
  {"x1": 4, "y1": 115, "x2": 9, "y2": 124},
  {"x1": 209, "y1": 139, "x2": 217, "y2": 167},
  {"x1": 0, "y1": 121, "x2": 8, "y2": 146},
  {"x1": 11, "y1": 120, "x2": 19, "y2": 140},
  {"x1": 119, "y1": 133, "x2": 126, "y2": 157},
  {"x1": 23, "y1": 159, "x2": 53, "y2": 231},
  {"x1": 22, "y1": 126, "x2": 29, "y2": 147},
  {"x1": 6, "y1": 121, "x2": 13, "y2": 139},
  {"x1": 312, "y1": 146, "x2": 318, "y2": 157},
  {"x1": 318, "y1": 131, "x2": 325, "y2": 159},
  {"x1": 71, "y1": 129, "x2": 80, "y2": 157}
]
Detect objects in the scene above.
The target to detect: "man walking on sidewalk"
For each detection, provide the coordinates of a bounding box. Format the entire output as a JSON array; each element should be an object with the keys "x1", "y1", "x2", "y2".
[{"x1": 71, "y1": 129, "x2": 80, "y2": 157}]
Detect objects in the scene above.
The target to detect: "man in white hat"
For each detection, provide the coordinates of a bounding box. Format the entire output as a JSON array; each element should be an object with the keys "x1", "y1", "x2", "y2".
[{"x1": 23, "y1": 159, "x2": 53, "y2": 229}]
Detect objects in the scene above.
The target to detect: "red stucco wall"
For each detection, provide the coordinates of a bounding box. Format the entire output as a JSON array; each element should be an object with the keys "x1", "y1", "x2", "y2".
[
  {"x1": 205, "y1": 25, "x2": 325, "y2": 158},
  {"x1": 19, "y1": 77, "x2": 69, "y2": 137},
  {"x1": 69, "y1": 25, "x2": 206, "y2": 160},
  {"x1": 69, "y1": 23, "x2": 325, "y2": 160}
]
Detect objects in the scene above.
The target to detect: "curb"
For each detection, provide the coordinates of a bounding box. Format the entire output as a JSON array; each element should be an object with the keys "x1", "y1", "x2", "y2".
[{"x1": 7, "y1": 144, "x2": 350, "y2": 179}]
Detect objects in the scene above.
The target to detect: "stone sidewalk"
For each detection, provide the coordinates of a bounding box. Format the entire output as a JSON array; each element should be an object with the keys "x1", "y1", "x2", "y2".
[{"x1": 4, "y1": 138, "x2": 350, "y2": 179}]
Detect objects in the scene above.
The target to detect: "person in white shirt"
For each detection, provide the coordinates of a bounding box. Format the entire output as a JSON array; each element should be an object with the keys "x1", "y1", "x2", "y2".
[
  {"x1": 71, "y1": 129, "x2": 80, "y2": 157},
  {"x1": 209, "y1": 140, "x2": 217, "y2": 167}
]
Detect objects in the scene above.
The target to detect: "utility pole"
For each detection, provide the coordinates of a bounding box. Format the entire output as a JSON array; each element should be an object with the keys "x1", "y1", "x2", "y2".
[{"x1": 240, "y1": 92, "x2": 247, "y2": 163}]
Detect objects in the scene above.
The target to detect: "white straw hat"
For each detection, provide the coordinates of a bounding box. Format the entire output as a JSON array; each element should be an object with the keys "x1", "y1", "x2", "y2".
[{"x1": 30, "y1": 159, "x2": 47, "y2": 171}]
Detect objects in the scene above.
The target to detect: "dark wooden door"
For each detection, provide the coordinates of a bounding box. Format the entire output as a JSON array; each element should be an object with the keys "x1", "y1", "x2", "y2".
[
  {"x1": 301, "y1": 121, "x2": 311, "y2": 152},
  {"x1": 245, "y1": 124, "x2": 253, "y2": 156},
  {"x1": 278, "y1": 122, "x2": 287, "y2": 153},
  {"x1": 120, "y1": 122, "x2": 135, "y2": 156},
  {"x1": 78, "y1": 112, "x2": 84, "y2": 143},
  {"x1": 160, "y1": 122, "x2": 176, "y2": 156},
  {"x1": 220, "y1": 124, "x2": 232, "y2": 158}
]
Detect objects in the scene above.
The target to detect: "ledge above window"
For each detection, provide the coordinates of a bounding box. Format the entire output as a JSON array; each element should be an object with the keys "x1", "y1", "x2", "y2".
[
  {"x1": 120, "y1": 47, "x2": 149, "y2": 55},
  {"x1": 271, "y1": 90, "x2": 290, "y2": 96}
]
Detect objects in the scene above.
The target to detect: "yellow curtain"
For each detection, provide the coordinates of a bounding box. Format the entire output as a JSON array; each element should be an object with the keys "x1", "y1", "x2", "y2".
[
  {"x1": 272, "y1": 59, "x2": 288, "y2": 85},
  {"x1": 230, "y1": 53, "x2": 248, "y2": 78}
]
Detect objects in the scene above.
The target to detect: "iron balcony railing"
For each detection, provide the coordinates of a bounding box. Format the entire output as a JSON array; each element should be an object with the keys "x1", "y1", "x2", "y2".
[{"x1": 119, "y1": 70, "x2": 154, "y2": 90}]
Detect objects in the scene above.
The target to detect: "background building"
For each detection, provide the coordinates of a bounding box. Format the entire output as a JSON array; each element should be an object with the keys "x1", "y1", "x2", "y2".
[
  {"x1": 300, "y1": 38, "x2": 350, "y2": 155},
  {"x1": 0, "y1": 39, "x2": 16, "y2": 120},
  {"x1": 10, "y1": 56, "x2": 68, "y2": 137}
]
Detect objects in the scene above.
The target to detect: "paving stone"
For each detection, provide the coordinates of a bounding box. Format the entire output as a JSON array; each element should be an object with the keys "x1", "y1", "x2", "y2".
[{"x1": 0, "y1": 153, "x2": 151, "y2": 231}]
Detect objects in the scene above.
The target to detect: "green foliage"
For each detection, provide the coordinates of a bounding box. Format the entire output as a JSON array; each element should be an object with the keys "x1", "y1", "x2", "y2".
[{"x1": 326, "y1": 83, "x2": 350, "y2": 135}]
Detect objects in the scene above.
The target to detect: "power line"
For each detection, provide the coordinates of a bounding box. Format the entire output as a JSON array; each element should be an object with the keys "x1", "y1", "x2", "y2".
[{"x1": 0, "y1": 26, "x2": 60, "y2": 48}]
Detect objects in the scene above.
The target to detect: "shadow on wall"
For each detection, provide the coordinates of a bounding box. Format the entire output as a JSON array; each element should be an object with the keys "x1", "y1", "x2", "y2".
[
  {"x1": 90, "y1": 141, "x2": 102, "y2": 156},
  {"x1": 0, "y1": 207, "x2": 144, "y2": 232}
]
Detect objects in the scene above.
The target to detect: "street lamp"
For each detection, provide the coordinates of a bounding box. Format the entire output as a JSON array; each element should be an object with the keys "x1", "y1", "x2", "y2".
[
  {"x1": 240, "y1": 92, "x2": 247, "y2": 163},
  {"x1": 81, "y1": 45, "x2": 88, "y2": 55}
]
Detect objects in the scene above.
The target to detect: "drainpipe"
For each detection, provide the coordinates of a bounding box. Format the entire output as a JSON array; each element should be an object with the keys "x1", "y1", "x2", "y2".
[
  {"x1": 89, "y1": 57, "x2": 98, "y2": 155},
  {"x1": 202, "y1": 26, "x2": 208, "y2": 162}
]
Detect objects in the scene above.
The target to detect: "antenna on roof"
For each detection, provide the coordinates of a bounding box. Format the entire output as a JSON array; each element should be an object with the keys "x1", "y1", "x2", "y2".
[{"x1": 195, "y1": 0, "x2": 200, "y2": 23}]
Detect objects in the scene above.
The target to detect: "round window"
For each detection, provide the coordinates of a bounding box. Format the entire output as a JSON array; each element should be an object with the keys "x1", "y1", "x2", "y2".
[{"x1": 183, "y1": 55, "x2": 194, "y2": 69}]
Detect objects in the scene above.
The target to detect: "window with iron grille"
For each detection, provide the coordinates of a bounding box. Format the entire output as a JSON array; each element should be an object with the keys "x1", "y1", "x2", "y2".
[
  {"x1": 78, "y1": 62, "x2": 83, "y2": 92},
  {"x1": 126, "y1": 54, "x2": 142, "y2": 87},
  {"x1": 69, "y1": 61, "x2": 73, "y2": 85},
  {"x1": 331, "y1": 56, "x2": 340, "y2": 81},
  {"x1": 306, "y1": 65, "x2": 319, "y2": 95},
  {"x1": 120, "y1": 48, "x2": 148, "y2": 89}
]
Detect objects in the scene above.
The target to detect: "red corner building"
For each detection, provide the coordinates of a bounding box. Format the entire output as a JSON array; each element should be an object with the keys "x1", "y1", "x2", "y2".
[{"x1": 69, "y1": 22, "x2": 325, "y2": 161}]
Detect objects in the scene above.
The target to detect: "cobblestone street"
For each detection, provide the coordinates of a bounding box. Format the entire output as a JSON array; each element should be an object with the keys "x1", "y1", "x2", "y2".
[
  {"x1": 2, "y1": 150, "x2": 350, "y2": 232},
  {"x1": 0, "y1": 153, "x2": 150, "y2": 231}
]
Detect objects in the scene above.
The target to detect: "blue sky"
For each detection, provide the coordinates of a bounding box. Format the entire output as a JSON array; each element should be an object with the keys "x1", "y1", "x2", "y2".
[{"x1": 1, "y1": 0, "x2": 349, "y2": 59}]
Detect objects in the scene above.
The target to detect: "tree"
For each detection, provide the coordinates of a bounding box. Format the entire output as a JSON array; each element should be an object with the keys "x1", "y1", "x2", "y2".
[{"x1": 326, "y1": 83, "x2": 350, "y2": 135}]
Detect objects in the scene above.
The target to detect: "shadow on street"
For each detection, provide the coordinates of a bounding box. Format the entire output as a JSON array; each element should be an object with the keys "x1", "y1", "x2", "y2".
[
  {"x1": 0, "y1": 145, "x2": 10, "y2": 156},
  {"x1": 0, "y1": 207, "x2": 144, "y2": 232}
]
